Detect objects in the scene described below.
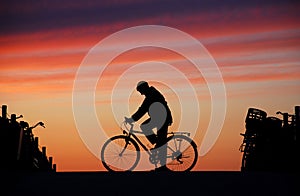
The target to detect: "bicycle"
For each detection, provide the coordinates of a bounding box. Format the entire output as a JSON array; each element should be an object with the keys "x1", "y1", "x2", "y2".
[
  {"x1": 239, "y1": 107, "x2": 298, "y2": 171},
  {"x1": 100, "y1": 118, "x2": 198, "y2": 172}
]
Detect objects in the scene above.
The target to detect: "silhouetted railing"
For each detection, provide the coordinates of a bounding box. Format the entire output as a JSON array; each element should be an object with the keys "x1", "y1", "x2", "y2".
[
  {"x1": 0, "y1": 105, "x2": 56, "y2": 171},
  {"x1": 240, "y1": 106, "x2": 298, "y2": 172}
]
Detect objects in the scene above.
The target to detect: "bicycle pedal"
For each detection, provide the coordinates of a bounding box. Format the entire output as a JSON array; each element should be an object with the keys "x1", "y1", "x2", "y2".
[{"x1": 147, "y1": 144, "x2": 153, "y2": 149}]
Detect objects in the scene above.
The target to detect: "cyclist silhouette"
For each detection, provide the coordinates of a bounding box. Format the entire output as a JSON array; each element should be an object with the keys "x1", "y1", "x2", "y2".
[{"x1": 125, "y1": 81, "x2": 173, "y2": 171}]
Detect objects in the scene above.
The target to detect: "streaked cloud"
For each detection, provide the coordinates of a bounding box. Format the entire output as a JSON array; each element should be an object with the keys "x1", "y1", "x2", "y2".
[{"x1": 1, "y1": 0, "x2": 300, "y2": 171}]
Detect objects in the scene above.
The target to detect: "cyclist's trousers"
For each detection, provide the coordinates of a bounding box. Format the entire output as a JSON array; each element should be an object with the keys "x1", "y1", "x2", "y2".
[{"x1": 140, "y1": 118, "x2": 169, "y2": 166}]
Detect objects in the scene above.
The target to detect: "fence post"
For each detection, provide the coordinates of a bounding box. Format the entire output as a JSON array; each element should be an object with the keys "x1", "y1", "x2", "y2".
[
  {"x1": 34, "y1": 137, "x2": 39, "y2": 148},
  {"x1": 17, "y1": 125, "x2": 24, "y2": 161},
  {"x1": 2, "y1": 105, "x2": 7, "y2": 119},
  {"x1": 42, "y1": 146, "x2": 46, "y2": 157},
  {"x1": 283, "y1": 113, "x2": 289, "y2": 128},
  {"x1": 295, "y1": 106, "x2": 299, "y2": 135},
  {"x1": 49, "y1": 156, "x2": 53, "y2": 170}
]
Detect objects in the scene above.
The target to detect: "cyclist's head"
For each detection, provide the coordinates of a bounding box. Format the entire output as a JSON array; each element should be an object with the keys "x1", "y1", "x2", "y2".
[{"x1": 136, "y1": 81, "x2": 149, "y2": 94}]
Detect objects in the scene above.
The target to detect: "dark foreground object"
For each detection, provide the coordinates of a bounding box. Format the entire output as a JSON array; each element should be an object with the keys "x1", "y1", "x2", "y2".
[{"x1": 3, "y1": 171, "x2": 297, "y2": 196}]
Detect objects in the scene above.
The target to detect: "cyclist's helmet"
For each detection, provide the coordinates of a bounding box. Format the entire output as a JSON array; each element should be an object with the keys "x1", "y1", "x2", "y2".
[{"x1": 136, "y1": 81, "x2": 149, "y2": 93}]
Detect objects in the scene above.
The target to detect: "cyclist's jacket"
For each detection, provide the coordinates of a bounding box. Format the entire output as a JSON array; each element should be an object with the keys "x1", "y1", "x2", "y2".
[{"x1": 131, "y1": 86, "x2": 173, "y2": 126}]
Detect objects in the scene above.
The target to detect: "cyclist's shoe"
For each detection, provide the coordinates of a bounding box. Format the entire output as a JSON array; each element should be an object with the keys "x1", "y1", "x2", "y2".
[
  {"x1": 154, "y1": 166, "x2": 171, "y2": 172},
  {"x1": 150, "y1": 146, "x2": 158, "y2": 154},
  {"x1": 149, "y1": 148, "x2": 159, "y2": 164}
]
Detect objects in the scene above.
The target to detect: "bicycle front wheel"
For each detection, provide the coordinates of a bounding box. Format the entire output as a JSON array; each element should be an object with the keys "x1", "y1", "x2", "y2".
[
  {"x1": 101, "y1": 135, "x2": 140, "y2": 171},
  {"x1": 165, "y1": 135, "x2": 198, "y2": 172}
]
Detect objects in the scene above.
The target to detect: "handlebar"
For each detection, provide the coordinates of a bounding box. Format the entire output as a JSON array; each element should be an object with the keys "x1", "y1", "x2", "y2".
[
  {"x1": 31, "y1": 121, "x2": 45, "y2": 129},
  {"x1": 276, "y1": 111, "x2": 294, "y2": 117},
  {"x1": 122, "y1": 120, "x2": 133, "y2": 132},
  {"x1": 20, "y1": 121, "x2": 45, "y2": 130},
  {"x1": 122, "y1": 117, "x2": 142, "y2": 134},
  {"x1": 16, "y1": 114, "x2": 23, "y2": 119}
]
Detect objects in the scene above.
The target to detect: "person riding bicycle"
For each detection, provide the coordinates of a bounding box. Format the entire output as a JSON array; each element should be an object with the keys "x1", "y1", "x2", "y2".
[{"x1": 125, "y1": 81, "x2": 173, "y2": 171}]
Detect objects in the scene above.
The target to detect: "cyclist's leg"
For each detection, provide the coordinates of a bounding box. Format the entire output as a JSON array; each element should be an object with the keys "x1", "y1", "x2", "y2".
[
  {"x1": 140, "y1": 118, "x2": 157, "y2": 145},
  {"x1": 156, "y1": 123, "x2": 168, "y2": 167}
]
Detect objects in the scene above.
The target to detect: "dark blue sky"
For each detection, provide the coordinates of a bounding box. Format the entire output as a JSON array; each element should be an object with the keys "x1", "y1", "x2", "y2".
[{"x1": 1, "y1": 0, "x2": 299, "y2": 35}]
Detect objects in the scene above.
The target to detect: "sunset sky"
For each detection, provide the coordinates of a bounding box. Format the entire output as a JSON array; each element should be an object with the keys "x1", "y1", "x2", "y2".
[{"x1": 1, "y1": 0, "x2": 299, "y2": 171}]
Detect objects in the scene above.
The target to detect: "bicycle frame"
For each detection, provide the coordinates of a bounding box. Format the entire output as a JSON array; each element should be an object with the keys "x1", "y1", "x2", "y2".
[
  {"x1": 121, "y1": 121, "x2": 192, "y2": 157},
  {"x1": 122, "y1": 122, "x2": 152, "y2": 156}
]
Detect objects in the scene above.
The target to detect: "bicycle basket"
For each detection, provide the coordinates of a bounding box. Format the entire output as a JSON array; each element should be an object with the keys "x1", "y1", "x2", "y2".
[{"x1": 245, "y1": 108, "x2": 267, "y2": 133}]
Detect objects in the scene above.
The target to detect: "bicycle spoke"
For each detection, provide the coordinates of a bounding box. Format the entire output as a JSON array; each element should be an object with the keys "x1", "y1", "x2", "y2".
[
  {"x1": 173, "y1": 138, "x2": 178, "y2": 151},
  {"x1": 165, "y1": 135, "x2": 198, "y2": 172},
  {"x1": 178, "y1": 139, "x2": 182, "y2": 152},
  {"x1": 167, "y1": 145, "x2": 176, "y2": 153}
]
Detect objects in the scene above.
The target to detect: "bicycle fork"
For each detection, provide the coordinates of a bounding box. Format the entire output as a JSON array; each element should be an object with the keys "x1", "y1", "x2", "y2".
[{"x1": 118, "y1": 137, "x2": 131, "y2": 157}]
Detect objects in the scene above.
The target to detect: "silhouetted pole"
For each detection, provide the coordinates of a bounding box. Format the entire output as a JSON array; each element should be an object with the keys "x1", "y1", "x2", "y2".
[
  {"x1": 53, "y1": 164, "x2": 57, "y2": 172},
  {"x1": 49, "y1": 156, "x2": 53, "y2": 169},
  {"x1": 42, "y1": 146, "x2": 46, "y2": 157},
  {"x1": 17, "y1": 123, "x2": 24, "y2": 160},
  {"x1": 283, "y1": 113, "x2": 289, "y2": 128},
  {"x1": 34, "y1": 137, "x2": 39, "y2": 148},
  {"x1": 295, "y1": 106, "x2": 299, "y2": 134},
  {"x1": 2, "y1": 105, "x2": 7, "y2": 119}
]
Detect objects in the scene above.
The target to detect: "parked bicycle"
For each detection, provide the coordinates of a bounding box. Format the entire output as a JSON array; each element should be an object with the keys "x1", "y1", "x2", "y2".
[
  {"x1": 101, "y1": 118, "x2": 198, "y2": 172},
  {"x1": 239, "y1": 106, "x2": 298, "y2": 171}
]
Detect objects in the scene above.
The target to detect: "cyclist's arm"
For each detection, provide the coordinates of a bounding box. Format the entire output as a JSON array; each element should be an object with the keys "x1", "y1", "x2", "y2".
[{"x1": 131, "y1": 99, "x2": 150, "y2": 121}]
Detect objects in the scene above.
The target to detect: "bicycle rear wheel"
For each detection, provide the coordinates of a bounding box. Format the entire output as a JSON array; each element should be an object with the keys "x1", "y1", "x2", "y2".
[
  {"x1": 165, "y1": 135, "x2": 198, "y2": 172},
  {"x1": 101, "y1": 135, "x2": 140, "y2": 171}
]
